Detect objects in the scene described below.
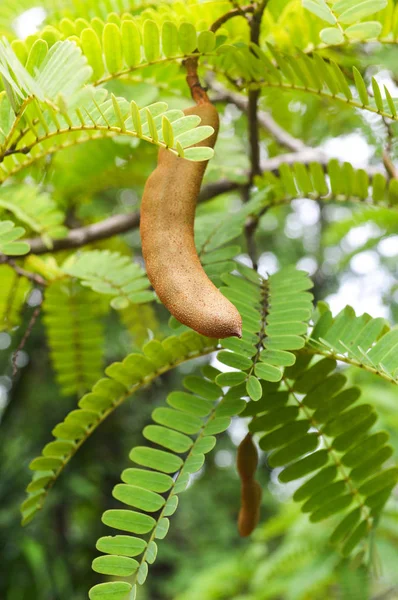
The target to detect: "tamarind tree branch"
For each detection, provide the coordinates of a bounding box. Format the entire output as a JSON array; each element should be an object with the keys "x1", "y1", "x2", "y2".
[
  {"x1": 210, "y1": 79, "x2": 307, "y2": 153},
  {"x1": 12, "y1": 303, "x2": 42, "y2": 377},
  {"x1": 382, "y1": 117, "x2": 397, "y2": 179},
  {"x1": 25, "y1": 212, "x2": 141, "y2": 255},
  {"x1": 210, "y1": 4, "x2": 255, "y2": 33},
  {"x1": 184, "y1": 56, "x2": 210, "y2": 105},
  {"x1": 244, "y1": 1, "x2": 269, "y2": 268},
  {"x1": 247, "y1": 2, "x2": 267, "y2": 181},
  {"x1": 0, "y1": 254, "x2": 47, "y2": 285}
]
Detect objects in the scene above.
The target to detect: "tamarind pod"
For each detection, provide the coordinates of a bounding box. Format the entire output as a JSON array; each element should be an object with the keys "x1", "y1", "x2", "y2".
[
  {"x1": 238, "y1": 479, "x2": 262, "y2": 537},
  {"x1": 140, "y1": 103, "x2": 242, "y2": 339},
  {"x1": 237, "y1": 433, "x2": 259, "y2": 482}
]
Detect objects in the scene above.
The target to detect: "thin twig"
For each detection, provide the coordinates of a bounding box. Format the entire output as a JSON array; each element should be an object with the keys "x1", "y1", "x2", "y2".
[
  {"x1": 12, "y1": 302, "x2": 42, "y2": 377},
  {"x1": 245, "y1": 216, "x2": 259, "y2": 269},
  {"x1": 0, "y1": 255, "x2": 47, "y2": 286},
  {"x1": 198, "y1": 179, "x2": 243, "y2": 201},
  {"x1": 25, "y1": 212, "x2": 141, "y2": 255},
  {"x1": 241, "y1": 184, "x2": 258, "y2": 267},
  {"x1": 210, "y1": 4, "x2": 255, "y2": 33},
  {"x1": 382, "y1": 117, "x2": 397, "y2": 179}
]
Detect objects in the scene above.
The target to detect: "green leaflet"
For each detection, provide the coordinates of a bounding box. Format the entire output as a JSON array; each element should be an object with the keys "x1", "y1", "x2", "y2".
[
  {"x1": 102, "y1": 23, "x2": 123, "y2": 73},
  {"x1": 89, "y1": 581, "x2": 132, "y2": 600},
  {"x1": 90, "y1": 373, "x2": 247, "y2": 595},
  {"x1": 0, "y1": 220, "x2": 30, "y2": 256},
  {"x1": 96, "y1": 536, "x2": 147, "y2": 557},
  {"x1": 21, "y1": 331, "x2": 218, "y2": 525},
  {"x1": 112, "y1": 484, "x2": 165, "y2": 512},
  {"x1": 121, "y1": 469, "x2": 173, "y2": 493}
]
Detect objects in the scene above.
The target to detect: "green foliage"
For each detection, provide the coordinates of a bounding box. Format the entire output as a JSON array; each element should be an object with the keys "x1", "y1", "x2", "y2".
[
  {"x1": 0, "y1": 184, "x2": 67, "y2": 246},
  {"x1": 219, "y1": 265, "x2": 313, "y2": 392},
  {"x1": 120, "y1": 303, "x2": 160, "y2": 347},
  {"x1": 0, "y1": 220, "x2": 30, "y2": 255},
  {"x1": 21, "y1": 330, "x2": 218, "y2": 525},
  {"x1": 218, "y1": 41, "x2": 398, "y2": 122},
  {"x1": 1, "y1": 1, "x2": 398, "y2": 598},
  {"x1": 62, "y1": 250, "x2": 153, "y2": 309},
  {"x1": 75, "y1": 17, "x2": 220, "y2": 85},
  {"x1": 90, "y1": 372, "x2": 246, "y2": 599},
  {"x1": 42, "y1": 280, "x2": 105, "y2": 396},
  {"x1": 0, "y1": 39, "x2": 216, "y2": 185},
  {"x1": 303, "y1": 0, "x2": 387, "y2": 43},
  {"x1": 309, "y1": 304, "x2": 398, "y2": 383},
  {"x1": 244, "y1": 357, "x2": 397, "y2": 555},
  {"x1": 260, "y1": 159, "x2": 398, "y2": 208}
]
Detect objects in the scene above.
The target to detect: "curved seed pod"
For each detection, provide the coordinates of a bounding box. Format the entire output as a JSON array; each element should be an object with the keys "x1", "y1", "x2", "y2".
[
  {"x1": 238, "y1": 479, "x2": 262, "y2": 537},
  {"x1": 140, "y1": 103, "x2": 242, "y2": 339},
  {"x1": 237, "y1": 433, "x2": 259, "y2": 482}
]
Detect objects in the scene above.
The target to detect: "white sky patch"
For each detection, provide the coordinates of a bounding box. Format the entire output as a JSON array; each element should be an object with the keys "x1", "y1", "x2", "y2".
[
  {"x1": 28, "y1": 288, "x2": 42, "y2": 307},
  {"x1": 258, "y1": 251, "x2": 279, "y2": 277},
  {"x1": 350, "y1": 251, "x2": 380, "y2": 275},
  {"x1": 343, "y1": 223, "x2": 383, "y2": 250},
  {"x1": 322, "y1": 133, "x2": 373, "y2": 167},
  {"x1": 228, "y1": 418, "x2": 249, "y2": 446},
  {"x1": 260, "y1": 212, "x2": 279, "y2": 231},
  {"x1": 0, "y1": 332, "x2": 11, "y2": 350},
  {"x1": 292, "y1": 198, "x2": 320, "y2": 226},
  {"x1": 236, "y1": 254, "x2": 252, "y2": 268},
  {"x1": 288, "y1": 100, "x2": 307, "y2": 115},
  {"x1": 285, "y1": 213, "x2": 304, "y2": 239},
  {"x1": 13, "y1": 350, "x2": 29, "y2": 369},
  {"x1": 323, "y1": 205, "x2": 352, "y2": 222},
  {"x1": 214, "y1": 449, "x2": 234, "y2": 468},
  {"x1": 378, "y1": 235, "x2": 398, "y2": 257},
  {"x1": 13, "y1": 7, "x2": 46, "y2": 39},
  {"x1": 297, "y1": 256, "x2": 318, "y2": 276},
  {"x1": 326, "y1": 270, "x2": 393, "y2": 318},
  {"x1": 0, "y1": 386, "x2": 7, "y2": 412}
]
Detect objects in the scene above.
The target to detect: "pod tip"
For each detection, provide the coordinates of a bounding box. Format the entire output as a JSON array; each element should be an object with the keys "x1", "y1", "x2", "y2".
[{"x1": 234, "y1": 324, "x2": 243, "y2": 339}]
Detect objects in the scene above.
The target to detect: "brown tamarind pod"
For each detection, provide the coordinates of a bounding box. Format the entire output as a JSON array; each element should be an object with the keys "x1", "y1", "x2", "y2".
[
  {"x1": 237, "y1": 433, "x2": 259, "y2": 482},
  {"x1": 238, "y1": 479, "x2": 262, "y2": 537},
  {"x1": 140, "y1": 103, "x2": 242, "y2": 339}
]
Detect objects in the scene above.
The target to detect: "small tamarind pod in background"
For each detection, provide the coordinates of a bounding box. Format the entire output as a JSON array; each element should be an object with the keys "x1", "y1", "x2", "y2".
[
  {"x1": 238, "y1": 479, "x2": 262, "y2": 537},
  {"x1": 237, "y1": 433, "x2": 262, "y2": 537},
  {"x1": 140, "y1": 103, "x2": 242, "y2": 339},
  {"x1": 237, "y1": 433, "x2": 259, "y2": 482}
]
